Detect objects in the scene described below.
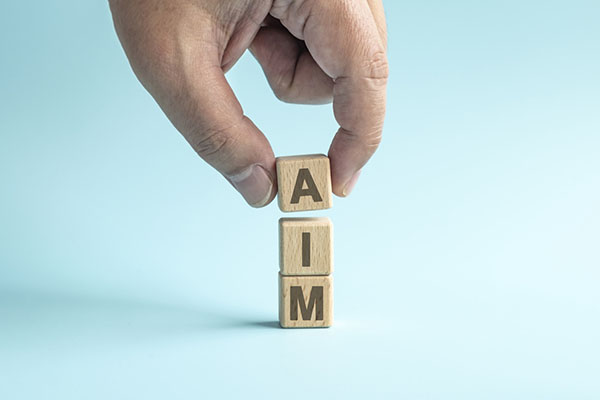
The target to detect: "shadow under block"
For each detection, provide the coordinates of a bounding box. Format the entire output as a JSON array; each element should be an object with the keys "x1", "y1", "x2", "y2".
[
  {"x1": 279, "y1": 274, "x2": 333, "y2": 328},
  {"x1": 276, "y1": 154, "x2": 333, "y2": 212},
  {"x1": 279, "y1": 217, "x2": 333, "y2": 276}
]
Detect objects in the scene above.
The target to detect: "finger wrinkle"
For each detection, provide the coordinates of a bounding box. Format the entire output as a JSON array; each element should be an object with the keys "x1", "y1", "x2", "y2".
[
  {"x1": 191, "y1": 117, "x2": 244, "y2": 160},
  {"x1": 337, "y1": 127, "x2": 383, "y2": 149}
]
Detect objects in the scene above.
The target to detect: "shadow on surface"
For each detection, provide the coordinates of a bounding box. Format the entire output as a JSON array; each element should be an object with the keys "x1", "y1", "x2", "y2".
[
  {"x1": 237, "y1": 320, "x2": 280, "y2": 329},
  {"x1": 0, "y1": 286, "x2": 280, "y2": 348}
]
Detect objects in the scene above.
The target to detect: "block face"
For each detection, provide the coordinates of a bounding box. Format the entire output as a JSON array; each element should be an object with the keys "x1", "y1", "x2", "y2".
[
  {"x1": 279, "y1": 274, "x2": 333, "y2": 328},
  {"x1": 276, "y1": 154, "x2": 333, "y2": 212},
  {"x1": 279, "y1": 217, "x2": 333, "y2": 276}
]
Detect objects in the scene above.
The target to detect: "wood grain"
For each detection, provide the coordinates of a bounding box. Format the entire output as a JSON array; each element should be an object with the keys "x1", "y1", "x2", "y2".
[
  {"x1": 279, "y1": 217, "x2": 333, "y2": 276},
  {"x1": 276, "y1": 154, "x2": 333, "y2": 212},
  {"x1": 279, "y1": 273, "x2": 333, "y2": 328}
]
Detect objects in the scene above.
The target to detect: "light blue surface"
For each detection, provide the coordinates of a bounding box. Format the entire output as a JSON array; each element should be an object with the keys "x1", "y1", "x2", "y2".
[{"x1": 1, "y1": 1, "x2": 599, "y2": 398}]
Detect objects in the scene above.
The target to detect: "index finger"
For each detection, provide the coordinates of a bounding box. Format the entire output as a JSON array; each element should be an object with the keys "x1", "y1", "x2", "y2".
[{"x1": 273, "y1": 0, "x2": 388, "y2": 196}]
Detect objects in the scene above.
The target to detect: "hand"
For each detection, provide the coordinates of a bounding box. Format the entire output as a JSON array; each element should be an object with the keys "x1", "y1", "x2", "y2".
[{"x1": 109, "y1": 0, "x2": 388, "y2": 207}]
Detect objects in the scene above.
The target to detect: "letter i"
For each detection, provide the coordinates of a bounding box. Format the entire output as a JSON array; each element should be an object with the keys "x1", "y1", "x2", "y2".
[{"x1": 302, "y1": 232, "x2": 310, "y2": 267}]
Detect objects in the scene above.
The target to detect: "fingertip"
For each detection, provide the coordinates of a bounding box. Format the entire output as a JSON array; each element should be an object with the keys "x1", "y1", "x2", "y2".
[
  {"x1": 328, "y1": 148, "x2": 360, "y2": 197},
  {"x1": 330, "y1": 166, "x2": 361, "y2": 198},
  {"x1": 328, "y1": 127, "x2": 377, "y2": 197},
  {"x1": 342, "y1": 169, "x2": 361, "y2": 197},
  {"x1": 228, "y1": 164, "x2": 277, "y2": 208}
]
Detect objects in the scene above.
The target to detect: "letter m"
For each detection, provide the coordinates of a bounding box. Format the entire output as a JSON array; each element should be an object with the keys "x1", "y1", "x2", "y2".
[{"x1": 290, "y1": 286, "x2": 324, "y2": 321}]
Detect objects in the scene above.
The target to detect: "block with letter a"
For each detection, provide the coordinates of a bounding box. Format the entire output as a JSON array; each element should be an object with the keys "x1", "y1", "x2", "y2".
[{"x1": 276, "y1": 154, "x2": 333, "y2": 212}]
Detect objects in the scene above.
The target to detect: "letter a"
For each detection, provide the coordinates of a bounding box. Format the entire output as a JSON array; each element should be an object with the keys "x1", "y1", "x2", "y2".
[{"x1": 290, "y1": 168, "x2": 323, "y2": 204}]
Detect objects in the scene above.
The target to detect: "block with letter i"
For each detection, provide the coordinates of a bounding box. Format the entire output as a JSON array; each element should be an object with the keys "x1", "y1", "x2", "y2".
[{"x1": 276, "y1": 154, "x2": 334, "y2": 328}]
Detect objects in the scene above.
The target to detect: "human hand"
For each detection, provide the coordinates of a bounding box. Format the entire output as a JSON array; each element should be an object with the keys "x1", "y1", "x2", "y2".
[{"x1": 109, "y1": 0, "x2": 388, "y2": 207}]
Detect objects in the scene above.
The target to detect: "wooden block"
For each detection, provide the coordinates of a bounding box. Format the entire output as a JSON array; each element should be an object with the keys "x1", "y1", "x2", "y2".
[
  {"x1": 279, "y1": 217, "x2": 333, "y2": 276},
  {"x1": 276, "y1": 154, "x2": 333, "y2": 212},
  {"x1": 279, "y1": 273, "x2": 333, "y2": 328}
]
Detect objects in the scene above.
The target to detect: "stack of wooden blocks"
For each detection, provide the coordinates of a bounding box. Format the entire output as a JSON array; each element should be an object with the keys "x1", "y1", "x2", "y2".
[{"x1": 276, "y1": 154, "x2": 334, "y2": 328}]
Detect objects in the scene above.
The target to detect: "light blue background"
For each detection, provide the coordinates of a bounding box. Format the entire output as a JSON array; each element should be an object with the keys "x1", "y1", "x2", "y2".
[{"x1": 1, "y1": 1, "x2": 599, "y2": 398}]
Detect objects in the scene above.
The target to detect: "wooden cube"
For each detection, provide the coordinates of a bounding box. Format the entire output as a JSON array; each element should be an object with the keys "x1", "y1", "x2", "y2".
[
  {"x1": 279, "y1": 217, "x2": 333, "y2": 276},
  {"x1": 276, "y1": 154, "x2": 333, "y2": 212},
  {"x1": 279, "y1": 274, "x2": 333, "y2": 328}
]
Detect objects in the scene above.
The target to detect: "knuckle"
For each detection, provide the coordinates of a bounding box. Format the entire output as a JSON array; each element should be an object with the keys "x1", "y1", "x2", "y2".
[
  {"x1": 340, "y1": 127, "x2": 383, "y2": 151},
  {"x1": 363, "y1": 50, "x2": 389, "y2": 85},
  {"x1": 192, "y1": 123, "x2": 238, "y2": 158},
  {"x1": 125, "y1": 36, "x2": 180, "y2": 90},
  {"x1": 358, "y1": 128, "x2": 383, "y2": 150},
  {"x1": 195, "y1": 131, "x2": 230, "y2": 158}
]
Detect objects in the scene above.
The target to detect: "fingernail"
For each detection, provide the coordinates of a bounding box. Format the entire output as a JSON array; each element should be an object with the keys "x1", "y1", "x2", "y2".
[
  {"x1": 342, "y1": 169, "x2": 361, "y2": 197},
  {"x1": 228, "y1": 164, "x2": 274, "y2": 208}
]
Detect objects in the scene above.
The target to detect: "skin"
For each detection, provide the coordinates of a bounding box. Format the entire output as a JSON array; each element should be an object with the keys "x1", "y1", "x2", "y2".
[{"x1": 109, "y1": 0, "x2": 388, "y2": 207}]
